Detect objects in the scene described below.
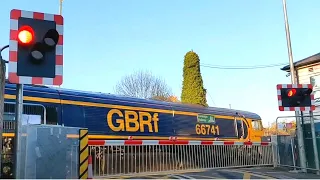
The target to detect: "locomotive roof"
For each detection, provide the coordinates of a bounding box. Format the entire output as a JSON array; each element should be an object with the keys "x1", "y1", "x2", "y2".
[{"x1": 5, "y1": 81, "x2": 262, "y2": 120}]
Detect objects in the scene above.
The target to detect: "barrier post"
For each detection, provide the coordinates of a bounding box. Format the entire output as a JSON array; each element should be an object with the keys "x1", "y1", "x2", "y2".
[
  {"x1": 271, "y1": 135, "x2": 279, "y2": 168},
  {"x1": 79, "y1": 129, "x2": 89, "y2": 179}
]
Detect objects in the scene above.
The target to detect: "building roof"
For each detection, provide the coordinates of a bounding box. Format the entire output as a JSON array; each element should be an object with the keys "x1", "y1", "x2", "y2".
[{"x1": 281, "y1": 52, "x2": 320, "y2": 71}]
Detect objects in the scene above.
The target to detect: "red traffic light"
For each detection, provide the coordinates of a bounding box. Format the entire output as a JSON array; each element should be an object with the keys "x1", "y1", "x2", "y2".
[
  {"x1": 287, "y1": 89, "x2": 297, "y2": 97},
  {"x1": 17, "y1": 25, "x2": 35, "y2": 45}
]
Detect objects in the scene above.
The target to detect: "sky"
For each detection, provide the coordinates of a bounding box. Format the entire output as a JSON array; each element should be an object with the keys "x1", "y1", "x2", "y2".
[{"x1": 1, "y1": 0, "x2": 320, "y2": 127}]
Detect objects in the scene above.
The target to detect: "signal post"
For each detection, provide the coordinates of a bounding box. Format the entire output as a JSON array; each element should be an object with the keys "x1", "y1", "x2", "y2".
[
  {"x1": 8, "y1": 9, "x2": 63, "y2": 178},
  {"x1": 277, "y1": 84, "x2": 319, "y2": 173}
]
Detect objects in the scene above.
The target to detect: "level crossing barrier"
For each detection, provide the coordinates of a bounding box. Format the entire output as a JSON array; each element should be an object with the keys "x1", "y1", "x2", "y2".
[{"x1": 88, "y1": 139, "x2": 273, "y2": 177}]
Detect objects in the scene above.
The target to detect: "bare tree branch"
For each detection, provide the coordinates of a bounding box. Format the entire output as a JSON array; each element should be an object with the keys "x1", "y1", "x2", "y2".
[{"x1": 114, "y1": 70, "x2": 174, "y2": 101}]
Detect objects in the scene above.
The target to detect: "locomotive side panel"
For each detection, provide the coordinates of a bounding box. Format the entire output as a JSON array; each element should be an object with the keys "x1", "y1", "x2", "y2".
[
  {"x1": 173, "y1": 114, "x2": 247, "y2": 140},
  {"x1": 60, "y1": 104, "x2": 85, "y2": 127},
  {"x1": 2, "y1": 83, "x2": 258, "y2": 141},
  {"x1": 82, "y1": 106, "x2": 175, "y2": 137},
  {"x1": 57, "y1": 91, "x2": 175, "y2": 138}
]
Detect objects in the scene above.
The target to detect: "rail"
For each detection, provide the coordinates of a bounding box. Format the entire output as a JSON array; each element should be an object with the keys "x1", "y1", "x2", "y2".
[{"x1": 88, "y1": 140, "x2": 273, "y2": 177}]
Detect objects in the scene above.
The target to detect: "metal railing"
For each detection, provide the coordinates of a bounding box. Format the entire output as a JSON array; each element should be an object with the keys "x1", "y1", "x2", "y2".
[
  {"x1": 3, "y1": 102, "x2": 47, "y2": 133},
  {"x1": 89, "y1": 140, "x2": 273, "y2": 177},
  {"x1": 272, "y1": 115, "x2": 320, "y2": 174}
]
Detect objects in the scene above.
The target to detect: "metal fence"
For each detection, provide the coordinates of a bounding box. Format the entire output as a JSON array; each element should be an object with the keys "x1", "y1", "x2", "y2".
[
  {"x1": 272, "y1": 114, "x2": 320, "y2": 174},
  {"x1": 1, "y1": 102, "x2": 46, "y2": 178},
  {"x1": 17, "y1": 125, "x2": 81, "y2": 179},
  {"x1": 274, "y1": 134, "x2": 320, "y2": 173},
  {"x1": 274, "y1": 135, "x2": 298, "y2": 167},
  {"x1": 3, "y1": 102, "x2": 46, "y2": 132},
  {"x1": 88, "y1": 140, "x2": 273, "y2": 177}
]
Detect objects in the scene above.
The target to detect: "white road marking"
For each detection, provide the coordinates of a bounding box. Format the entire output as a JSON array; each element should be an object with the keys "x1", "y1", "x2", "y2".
[{"x1": 170, "y1": 174, "x2": 196, "y2": 179}]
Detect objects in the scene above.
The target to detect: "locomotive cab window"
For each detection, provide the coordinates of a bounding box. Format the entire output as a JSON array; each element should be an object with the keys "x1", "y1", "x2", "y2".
[
  {"x1": 252, "y1": 120, "x2": 263, "y2": 130},
  {"x1": 45, "y1": 106, "x2": 58, "y2": 125}
]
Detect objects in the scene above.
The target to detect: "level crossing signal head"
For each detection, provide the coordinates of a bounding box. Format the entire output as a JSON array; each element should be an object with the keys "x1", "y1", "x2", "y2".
[
  {"x1": 277, "y1": 84, "x2": 315, "y2": 111},
  {"x1": 17, "y1": 25, "x2": 35, "y2": 45},
  {"x1": 287, "y1": 88, "x2": 296, "y2": 97},
  {"x1": 8, "y1": 9, "x2": 63, "y2": 86}
]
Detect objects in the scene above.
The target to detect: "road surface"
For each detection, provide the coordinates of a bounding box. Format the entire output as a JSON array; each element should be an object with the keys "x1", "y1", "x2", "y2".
[{"x1": 102, "y1": 167, "x2": 320, "y2": 179}]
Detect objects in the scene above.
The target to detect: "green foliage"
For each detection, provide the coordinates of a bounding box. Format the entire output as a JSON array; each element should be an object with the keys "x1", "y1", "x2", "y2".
[{"x1": 181, "y1": 50, "x2": 208, "y2": 107}]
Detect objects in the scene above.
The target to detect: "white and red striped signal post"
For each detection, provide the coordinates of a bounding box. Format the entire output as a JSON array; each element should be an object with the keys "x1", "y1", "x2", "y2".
[
  {"x1": 277, "y1": 83, "x2": 320, "y2": 173},
  {"x1": 9, "y1": 9, "x2": 64, "y2": 85},
  {"x1": 8, "y1": 9, "x2": 64, "y2": 179},
  {"x1": 277, "y1": 84, "x2": 315, "y2": 111}
]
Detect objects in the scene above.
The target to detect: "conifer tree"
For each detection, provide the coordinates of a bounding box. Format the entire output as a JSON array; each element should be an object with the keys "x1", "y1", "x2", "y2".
[{"x1": 181, "y1": 50, "x2": 208, "y2": 107}]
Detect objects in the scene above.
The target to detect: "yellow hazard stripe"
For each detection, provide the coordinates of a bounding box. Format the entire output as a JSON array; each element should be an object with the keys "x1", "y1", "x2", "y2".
[{"x1": 79, "y1": 129, "x2": 89, "y2": 179}]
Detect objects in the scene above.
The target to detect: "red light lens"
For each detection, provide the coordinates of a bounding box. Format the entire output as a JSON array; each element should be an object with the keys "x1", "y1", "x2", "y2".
[
  {"x1": 17, "y1": 26, "x2": 34, "y2": 45},
  {"x1": 287, "y1": 89, "x2": 296, "y2": 97}
]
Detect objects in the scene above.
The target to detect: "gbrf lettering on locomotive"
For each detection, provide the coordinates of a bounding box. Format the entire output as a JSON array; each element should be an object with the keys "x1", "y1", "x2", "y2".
[{"x1": 107, "y1": 109, "x2": 159, "y2": 133}]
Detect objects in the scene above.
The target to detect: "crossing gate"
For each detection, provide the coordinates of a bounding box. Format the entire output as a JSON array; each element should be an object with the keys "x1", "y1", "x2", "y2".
[{"x1": 88, "y1": 140, "x2": 273, "y2": 177}]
